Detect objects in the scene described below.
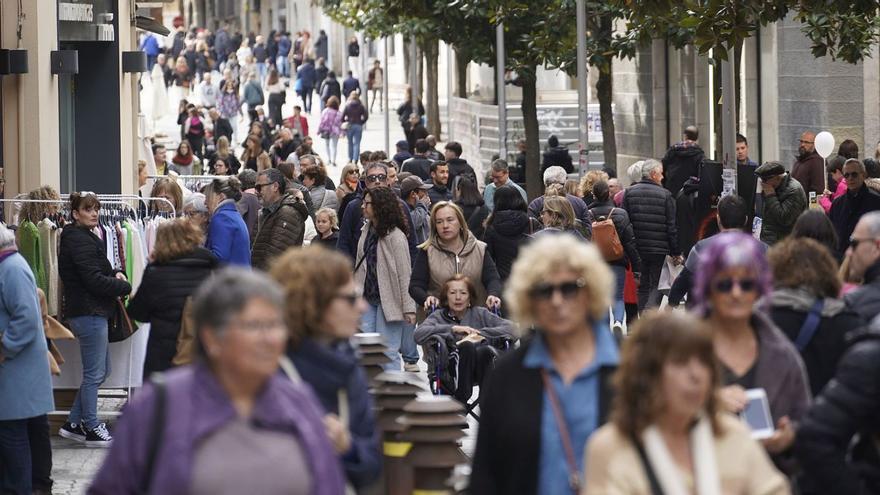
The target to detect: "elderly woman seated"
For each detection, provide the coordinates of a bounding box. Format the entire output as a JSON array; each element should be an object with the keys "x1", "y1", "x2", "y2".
[{"x1": 414, "y1": 274, "x2": 516, "y2": 402}]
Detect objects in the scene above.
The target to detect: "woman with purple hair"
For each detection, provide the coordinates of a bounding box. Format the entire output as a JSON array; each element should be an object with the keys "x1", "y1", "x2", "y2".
[{"x1": 692, "y1": 232, "x2": 811, "y2": 474}]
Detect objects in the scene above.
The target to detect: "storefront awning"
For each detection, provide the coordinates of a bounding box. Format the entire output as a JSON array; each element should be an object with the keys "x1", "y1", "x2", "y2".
[{"x1": 134, "y1": 15, "x2": 170, "y2": 37}]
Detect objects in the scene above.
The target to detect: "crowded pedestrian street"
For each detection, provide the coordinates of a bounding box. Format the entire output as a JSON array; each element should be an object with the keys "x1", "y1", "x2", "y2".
[{"x1": 3, "y1": 1, "x2": 880, "y2": 495}]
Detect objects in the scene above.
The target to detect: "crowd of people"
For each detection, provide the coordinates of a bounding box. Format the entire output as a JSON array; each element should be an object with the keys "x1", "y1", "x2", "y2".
[{"x1": 2, "y1": 26, "x2": 880, "y2": 493}]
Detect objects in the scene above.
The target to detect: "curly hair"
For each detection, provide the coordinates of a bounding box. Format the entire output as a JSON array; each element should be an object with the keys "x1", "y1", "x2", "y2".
[
  {"x1": 364, "y1": 187, "x2": 409, "y2": 238},
  {"x1": 268, "y1": 245, "x2": 354, "y2": 347},
  {"x1": 579, "y1": 170, "x2": 608, "y2": 198},
  {"x1": 612, "y1": 311, "x2": 723, "y2": 438},
  {"x1": 769, "y1": 237, "x2": 841, "y2": 298},
  {"x1": 19, "y1": 185, "x2": 60, "y2": 224},
  {"x1": 151, "y1": 218, "x2": 205, "y2": 264}
]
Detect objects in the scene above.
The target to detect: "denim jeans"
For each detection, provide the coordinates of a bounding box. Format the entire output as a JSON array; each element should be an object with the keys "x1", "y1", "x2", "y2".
[
  {"x1": 276, "y1": 55, "x2": 289, "y2": 77},
  {"x1": 324, "y1": 135, "x2": 340, "y2": 165},
  {"x1": 301, "y1": 87, "x2": 313, "y2": 113},
  {"x1": 67, "y1": 315, "x2": 111, "y2": 430},
  {"x1": 256, "y1": 62, "x2": 267, "y2": 83},
  {"x1": 361, "y1": 304, "x2": 404, "y2": 371},
  {"x1": 400, "y1": 321, "x2": 419, "y2": 364},
  {"x1": 611, "y1": 264, "x2": 626, "y2": 324},
  {"x1": 0, "y1": 418, "x2": 31, "y2": 494},
  {"x1": 347, "y1": 124, "x2": 364, "y2": 163}
]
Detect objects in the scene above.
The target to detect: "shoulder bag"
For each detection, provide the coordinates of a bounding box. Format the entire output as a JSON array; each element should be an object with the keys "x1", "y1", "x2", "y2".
[{"x1": 108, "y1": 297, "x2": 139, "y2": 343}]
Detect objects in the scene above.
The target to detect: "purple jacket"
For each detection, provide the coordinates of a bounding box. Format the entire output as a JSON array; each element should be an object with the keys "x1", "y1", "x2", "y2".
[{"x1": 88, "y1": 364, "x2": 346, "y2": 495}]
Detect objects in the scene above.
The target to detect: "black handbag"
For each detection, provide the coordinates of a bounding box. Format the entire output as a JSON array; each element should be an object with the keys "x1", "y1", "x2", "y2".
[{"x1": 108, "y1": 297, "x2": 138, "y2": 343}]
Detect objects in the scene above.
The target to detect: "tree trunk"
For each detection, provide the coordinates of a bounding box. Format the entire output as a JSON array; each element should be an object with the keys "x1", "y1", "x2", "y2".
[
  {"x1": 522, "y1": 69, "x2": 542, "y2": 199},
  {"x1": 418, "y1": 46, "x2": 425, "y2": 103},
  {"x1": 423, "y1": 39, "x2": 441, "y2": 137},
  {"x1": 597, "y1": 66, "x2": 617, "y2": 176},
  {"x1": 455, "y1": 48, "x2": 468, "y2": 98},
  {"x1": 403, "y1": 38, "x2": 411, "y2": 85}
]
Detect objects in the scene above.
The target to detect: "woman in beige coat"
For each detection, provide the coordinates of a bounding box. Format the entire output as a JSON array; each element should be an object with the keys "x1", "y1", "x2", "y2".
[
  {"x1": 354, "y1": 186, "x2": 416, "y2": 371},
  {"x1": 584, "y1": 312, "x2": 789, "y2": 495}
]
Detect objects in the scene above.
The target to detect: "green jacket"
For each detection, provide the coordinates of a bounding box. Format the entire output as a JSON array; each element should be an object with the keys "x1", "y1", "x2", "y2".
[
  {"x1": 16, "y1": 221, "x2": 47, "y2": 295},
  {"x1": 761, "y1": 173, "x2": 807, "y2": 246}
]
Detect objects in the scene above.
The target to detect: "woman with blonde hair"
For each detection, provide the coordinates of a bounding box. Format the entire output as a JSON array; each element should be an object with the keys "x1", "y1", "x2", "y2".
[
  {"x1": 409, "y1": 201, "x2": 502, "y2": 311},
  {"x1": 213, "y1": 136, "x2": 241, "y2": 174},
  {"x1": 579, "y1": 169, "x2": 608, "y2": 204},
  {"x1": 336, "y1": 163, "x2": 360, "y2": 206},
  {"x1": 470, "y1": 234, "x2": 618, "y2": 494},
  {"x1": 538, "y1": 195, "x2": 587, "y2": 240},
  {"x1": 270, "y1": 246, "x2": 381, "y2": 489},
  {"x1": 584, "y1": 312, "x2": 789, "y2": 494},
  {"x1": 149, "y1": 178, "x2": 183, "y2": 215},
  {"x1": 17, "y1": 185, "x2": 60, "y2": 225},
  {"x1": 127, "y1": 218, "x2": 217, "y2": 376}
]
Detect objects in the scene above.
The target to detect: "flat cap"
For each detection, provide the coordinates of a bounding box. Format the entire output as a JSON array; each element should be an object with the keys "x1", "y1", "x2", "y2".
[
  {"x1": 400, "y1": 175, "x2": 432, "y2": 197},
  {"x1": 755, "y1": 161, "x2": 785, "y2": 179}
]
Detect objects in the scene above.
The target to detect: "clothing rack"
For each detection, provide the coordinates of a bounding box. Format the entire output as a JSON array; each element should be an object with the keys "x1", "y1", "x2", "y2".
[{"x1": 148, "y1": 174, "x2": 227, "y2": 193}]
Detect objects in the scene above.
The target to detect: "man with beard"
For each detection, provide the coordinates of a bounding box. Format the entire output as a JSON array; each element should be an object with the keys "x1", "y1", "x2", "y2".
[
  {"x1": 427, "y1": 161, "x2": 453, "y2": 205},
  {"x1": 792, "y1": 130, "x2": 825, "y2": 197}
]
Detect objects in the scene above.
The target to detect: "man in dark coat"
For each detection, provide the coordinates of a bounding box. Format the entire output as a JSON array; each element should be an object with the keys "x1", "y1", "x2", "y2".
[
  {"x1": 622, "y1": 159, "x2": 681, "y2": 311},
  {"x1": 792, "y1": 130, "x2": 825, "y2": 197},
  {"x1": 426, "y1": 161, "x2": 453, "y2": 205},
  {"x1": 320, "y1": 71, "x2": 342, "y2": 107},
  {"x1": 297, "y1": 58, "x2": 316, "y2": 113},
  {"x1": 402, "y1": 139, "x2": 434, "y2": 182},
  {"x1": 251, "y1": 169, "x2": 308, "y2": 270},
  {"x1": 843, "y1": 211, "x2": 880, "y2": 322},
  {"x1": 756, "y1": 161, "x2": 807, "y2": 246},
  {"x1": 209, "y1": 109, "x2": 233, "y2": 144},
  {"x1": 443, "y1": 141, "x2": 477, "y2": 186},
  {"x1": 541, "y1": 135, "x2": 573, "y2": 173},
  {"x1": 829, "y1": 159, "x2": 880, "y2": 258},
  {"x1": 661, "y1": 125, "x2": 705, "y2": 197},
  {"x1": 342, "y1": 71, "x2": 360, "y2": 99}
]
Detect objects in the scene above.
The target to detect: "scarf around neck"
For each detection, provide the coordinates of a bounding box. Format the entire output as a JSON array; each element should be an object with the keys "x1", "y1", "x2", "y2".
[
  {"x1": 173, "y1": 152, "x2": 193, "y2": 166},
  {"x1": 642, "y1": 414, "x2": 721, "y2": 495}
]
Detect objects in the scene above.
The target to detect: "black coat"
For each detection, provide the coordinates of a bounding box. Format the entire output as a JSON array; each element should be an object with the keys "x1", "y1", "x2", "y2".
[
  {"x1": 795, "y1": 329, "x2": 880, "y2": 494},
  {"x1": 541, "y1": 146, "x2": 573, "y2": 173},
  {"x1": 469, "y1": 339, "x2": 616, "y2": 495},
  {"x1": 458, "y1": 203, "x2": 490, "y2": 240},
  {"x1": 213, "y1": 118, "x2": 234, "y2": 144},
  {"x1": 126, "y1": 248, "x2": 217, "y2": 376},
  {"x1": 483, "y1": 210, "x2": 538, "y2": 282},
  {"x1": 320, "y1": 78, "x2": 341, "y2": 103},
  {"x1": 588, "y1": 200, "x2": 642, "y2": 272},
  {"x1": 844, "y1": 261, "x2": 880, "y2": 323},
  {"x1": 401, "y1": 156, "x2": 433, "y2": 182},
  {"x1": 661, "y1": 142, "x2": 704, "y2": 196},
  {"x1": 829, "y1": 185, "x2": 880, "y2": 258},
  {"x1": 58, "y1": 225, "x2": 131, "y2": 318},
  {"x1": 446, "y1": 158, "x2": 477, "y2": 186},
  {"x1": 769, "y1": 291, "x2": 864, "y2": 396},
  {"x1": 622, "y1": 179, "x2": 680, "y2": 256}
]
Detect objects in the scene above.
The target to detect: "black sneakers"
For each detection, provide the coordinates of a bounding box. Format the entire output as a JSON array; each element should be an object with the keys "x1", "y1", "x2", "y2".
[
  {"x1": 58, "y1": 422, "x2": 86, "y2": 442},
  {"x1": 84, "y1": 423, "x2": 113, "y2": 447}
]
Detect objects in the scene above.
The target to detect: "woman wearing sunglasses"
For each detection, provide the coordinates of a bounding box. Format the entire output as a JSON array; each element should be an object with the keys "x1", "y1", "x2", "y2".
[
  {"x1": 692, "y1": 232, "x2": 810, "y2": 475},
  {"x1": 270, "y1": 245, "x2": 381, "y2": 491},
  {"x1": 471, "y1": 234, "x2": 619, "y2": 495}
]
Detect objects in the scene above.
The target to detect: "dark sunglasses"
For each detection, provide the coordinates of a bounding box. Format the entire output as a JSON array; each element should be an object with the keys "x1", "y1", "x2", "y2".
[
  {"x1": 529, "y1": 279, "x2": 586, "y2": 300},
  {"x1": 366, "y1": 174, "x2": 387, "y2": 183},
  {"x1": 254, "y1": 182, "x2": 273, "y2": 192},
  {"x1": 712, "y1": 277, "x2": 757, "y2": 294},
  {"x1": 843, "y1": 172, "x2": 861, "y2": 179},
  {"x1": 850, "y1": 236, "x2": 879, "y2": 250},
  {"x1": 334, "y1": 291, "x2": 361, "y2": 305}
]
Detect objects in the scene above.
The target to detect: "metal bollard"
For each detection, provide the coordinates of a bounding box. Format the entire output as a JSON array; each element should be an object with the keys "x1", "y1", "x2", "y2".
[
  {"x1": 352, "y1": 332, "x2": 393, "y2": 385},
  {"x1": 398, "y1": 396, "x2": 468, "y2": 495},
  {"x1": 372, "y1": 372, "x2": 426, "y2": 495}
]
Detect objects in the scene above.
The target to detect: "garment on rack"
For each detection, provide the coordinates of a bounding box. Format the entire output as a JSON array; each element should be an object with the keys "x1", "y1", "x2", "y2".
[
  {"x1": 38, "y1": 219, "x2": 60, "y2": 316},
  {"x1": 17, "y1": 220, "x2": 48, "y2": 296}
]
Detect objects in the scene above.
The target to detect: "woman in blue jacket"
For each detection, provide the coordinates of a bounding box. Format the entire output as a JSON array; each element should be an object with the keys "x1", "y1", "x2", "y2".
[
  {"x1": 205, "y1": 176, "x2": 251, "y2": 266},
  {"x1": 270, "y1": 245, "x2": 382, "y2": 490}
]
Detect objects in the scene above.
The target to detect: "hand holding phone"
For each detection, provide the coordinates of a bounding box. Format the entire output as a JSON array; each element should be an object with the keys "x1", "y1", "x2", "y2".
[{"x1": 740, "y1": 388, "x2": 775, "y2": 440}]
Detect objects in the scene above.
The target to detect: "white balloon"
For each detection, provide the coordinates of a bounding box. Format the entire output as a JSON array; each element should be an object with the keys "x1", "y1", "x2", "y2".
[{"x1": 815, "y1": 131, "x2": 835, "y2": 158}]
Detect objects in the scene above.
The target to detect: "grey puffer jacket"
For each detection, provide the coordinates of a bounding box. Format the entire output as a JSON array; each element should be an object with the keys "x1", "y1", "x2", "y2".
[
  {"x1": 622, "y1": 179, "x2": 680, "y2": 256},
  {"x1": 414, "y1": 306, "x2": 516, "y2": 345}
]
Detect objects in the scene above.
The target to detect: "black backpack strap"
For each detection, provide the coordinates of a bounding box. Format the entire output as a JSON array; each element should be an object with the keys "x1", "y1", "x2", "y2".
[
  {"x1": 632, "y1": 437, "x2": 664, "y2": 495},
  {"x1": 140, "y1": 373, "x2": 167, "y2": 494}
]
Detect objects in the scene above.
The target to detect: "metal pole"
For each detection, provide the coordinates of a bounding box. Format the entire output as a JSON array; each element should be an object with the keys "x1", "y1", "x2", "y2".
[
  {"x1": 576, "y1": 0, "x2": 589, "y2": 175},
  {"x1": 496, "y1": 22, "x2": 507, "y2": 161},
  {"x1": 446, "y1": 43, "x2": 454, "y2": 142},
  {"x1": 384, "y1": 36, "x2": 390, "y2": 156},
  {"x1": 410, "y1": 34, "x2": 419, "y2": 108},
  {"x1": 721, "y1": 49, "x2": 737, "y2": 194}
]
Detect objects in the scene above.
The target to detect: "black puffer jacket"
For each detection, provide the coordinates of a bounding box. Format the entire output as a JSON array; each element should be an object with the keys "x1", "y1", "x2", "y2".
[
  {"x1": 622, "y1": 179, "x2": 680, "y2": 256},
  {"x1": 661, "y1": 141, "x2": 704, "y2": 196},
  {"x1": 829, "y1": 184, "x2": 880, "y2": 258},
  {"x1": 588, "y1": 200, "x2": 641, "y2": 272},
  {"x1": 844, "y1": 261, "x2": 880, "y2": 323},
  {"x1": 127, "y1": 248, "x2": 218, "y2": 375},
  {"x1": 59, "y1": 226, "x2": 131, "y2": 318},
  {"x1": 483, "y1": 210, "x2": 538, "y2": 282},
  {"x1": 459, "y1": 203, "x2": 490, "y2": 240},
  {"x1": 795, "y1": 328, "x2": 880, "y2": 495}
]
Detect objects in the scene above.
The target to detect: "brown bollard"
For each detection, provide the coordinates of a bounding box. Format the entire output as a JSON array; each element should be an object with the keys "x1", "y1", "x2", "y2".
[
  {"x1": 352, "y1": 333, "x2": 393, "y2": 385},
  {"x1": 372, "y1": 372, "x2": 427, "y2": 495},
  {"x1": 398, "y1": 396, "x2": 468, "y2": 495}
]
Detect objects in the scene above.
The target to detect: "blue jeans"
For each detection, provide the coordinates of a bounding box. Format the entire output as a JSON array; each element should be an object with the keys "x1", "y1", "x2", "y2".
[
  {"x1": 0, "y1": 419, "x2": 31, "y2": 493},
  {"x1": 362, "y1": 304, "x2": 404, "y2": 371},
  {"x1": 256, "y1": 62, "x2": 267, "y2": 83},
  {"x1": 67, "y1": 315, "x2": 111, "y2": 429},
  {"x1": 400, "y1": 321, "x2": 419, "y2": 364},
  {"x1": 301, "y1": 87, "x2": 313, "y2": 113},
  {"x1": 347, "y1": 124, "x2": 364, "y2": 163},
  {"x1": 611, "y1": 264, "x2": 626, "y2": 324},
  {"x1": 276, "y1": 55, "x2": 290, "y2": 77}
]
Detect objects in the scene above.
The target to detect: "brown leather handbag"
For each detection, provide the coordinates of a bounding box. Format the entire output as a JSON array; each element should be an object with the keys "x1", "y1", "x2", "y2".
[{"x1": 108, "y1": 297, "x2": 138, "y2": 343}]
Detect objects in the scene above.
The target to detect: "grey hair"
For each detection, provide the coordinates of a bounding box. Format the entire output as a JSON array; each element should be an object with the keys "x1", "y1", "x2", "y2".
[
  {"x1": 183, "y1": 193, "x2": 208, "y2": 214},
  {"x1": 627, "y1": 161, "x2": 645, "y2": 184},
  {"x1": 366, "y1": 162, "x2": 389, "y2": 175},
  {"x1": 543, "y1": 166, "x2": 568, "y2": 186},
  {"x1": 491, "y1": 159, "x2": 509, "y2": 173},
  {"x1": 238, "y1": 169, "x2": 257, "y2": 190},
  {"x1": 192, "y1": 268, "x2": 285, "y2": 357},
  {"x1": 299, "y1": 154, "x2": 318, "y2": 168},
  {"x1": 844, "y1": 158, "x2": 866, "y2": 175},
  {"x1": 258, "y1": 168, "x2": 288, "y2": 193},
  {"x1": 0, "y1": 224, "x2": 15, "y2": 250},
  {"x1": 860, "y1": 211, "x2": 880, "y2": 238},
  {"x1": 641, "y1": 159, "x2": 663, "y2": 179}
]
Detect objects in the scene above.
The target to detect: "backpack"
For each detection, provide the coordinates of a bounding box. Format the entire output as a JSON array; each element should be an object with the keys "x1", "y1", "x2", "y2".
[{"x1": 591, "y1": 208, "x2": 624, "y2": 261}]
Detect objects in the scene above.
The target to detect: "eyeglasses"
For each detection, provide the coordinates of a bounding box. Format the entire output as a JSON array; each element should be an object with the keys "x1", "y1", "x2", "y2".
[
  {"x1": 850, "y1": 236, "x2": 879, "y2": 249},
  {"x1": 712, "y1": 277, "x2": 757, "y2": 294},
  {"x1": 334, "y1": 291, "x2": 361, "y2": 306},
  {"x1": 348, "y1": 171, "x2": 360, "y2": 176},
  {"x1": 843, "y1": 172, "x2": 862, "y2": 179},
  {"x1": 529, "y1": 279, "x2": 586, "y2": 300},
  {"x1": 366, "y1": 174, "x2": 387, "y2": 183},
  {"x1": 254, "y1": 182, "x2": 272, "y2": 192}
]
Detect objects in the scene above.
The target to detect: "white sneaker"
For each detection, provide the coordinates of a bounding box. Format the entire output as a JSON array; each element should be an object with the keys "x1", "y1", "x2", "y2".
[{"x1": 404, "y1": 362, "x2": 421, "y2": 373}]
